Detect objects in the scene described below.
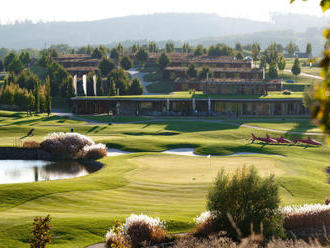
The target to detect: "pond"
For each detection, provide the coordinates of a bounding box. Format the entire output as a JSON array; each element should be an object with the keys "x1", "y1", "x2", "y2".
[{"x1": 0, "y1": 160, "x2": 104, "y2": 184}]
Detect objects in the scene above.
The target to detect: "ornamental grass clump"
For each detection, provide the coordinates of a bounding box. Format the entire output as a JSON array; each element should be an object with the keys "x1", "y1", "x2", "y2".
[
  {"x1": 40, "y1": 132, "x2": 106, "y2": 160},
  {"x1": 281, "y1": 203, "x2": 330, "y2": 230},
  {"x1": 105, "y1": 214, "x2": 168, "y2": 248},
  {"x1": 207, "y1": 167, "x2": 284, "y2": 240}
]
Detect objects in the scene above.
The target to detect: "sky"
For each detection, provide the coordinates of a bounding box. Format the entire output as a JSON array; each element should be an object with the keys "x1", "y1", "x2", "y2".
[{"x1": 0, "y1": 0, "x2": 329, "y2": 24}]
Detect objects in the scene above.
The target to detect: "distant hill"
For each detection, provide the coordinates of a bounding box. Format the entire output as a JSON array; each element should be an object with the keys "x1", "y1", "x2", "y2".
[{"x1": 0, "y1": 13, "x2": 328, "y2": 54}]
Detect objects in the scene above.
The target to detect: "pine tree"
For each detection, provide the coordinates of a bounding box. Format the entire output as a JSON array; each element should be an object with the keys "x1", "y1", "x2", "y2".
[
  {"x1": 186, "y1": 63, "x2": 197, "y2": 78},
  {"x1": 129, "y1": 77, "x2": 144, "y2": 95},
  {"x1": 268, "y1": 63, "x2": 278, "y2": 79},
  {"x1": 96, "y1": 72, "x2": 104, "y2": 96},
  {"x1": 306, "y1": 43, "x2": 312, "y2": 57},
  {"x1": 158, "y1": 53, "x2": 170, "y2": 70},
  {"x1": 33, "y1": 80, "x2": 40, "y2": 113},
  {"x1": 291, "y1": 58, "x2": 301, "y2": 77},
  {"x1": 86, "y1": 72, "x2": 95, "y2": 96},
  {"x1": 45, "y1": 76, "x2": 52, "y2": 117},
  {"x1": 66, "y1": 75, "x2": 75, "y2": 98},
  {"x1": 277, "y1": 55, "x2": 286, "y2": 76}
]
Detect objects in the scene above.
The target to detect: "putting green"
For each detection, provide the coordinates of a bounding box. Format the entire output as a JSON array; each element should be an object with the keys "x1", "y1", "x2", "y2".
[{"x1": 128, "y1": 154, "x2": 286, "y2": 184}]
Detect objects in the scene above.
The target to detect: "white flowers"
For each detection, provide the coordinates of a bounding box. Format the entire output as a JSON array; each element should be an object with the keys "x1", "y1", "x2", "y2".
[
  {"x1": 105, "y1": 214, "x2": 166, "y2": 243},
  {"x1": 281, "y1": 203, "x2": 330, "y2": 216},
  {"x1": 194, "y1": 211, "x2": 215, "y2": 225},
  {"x1": 123, "y1": 214, "x2": 166, "y2": 232}
]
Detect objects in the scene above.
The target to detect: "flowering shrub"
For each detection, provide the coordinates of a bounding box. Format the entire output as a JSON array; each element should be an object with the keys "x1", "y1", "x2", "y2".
[
  {"x1": 105, "y1": 214, "x2": 167, "y2": 248},
  {"x1": 105, "y1": 221, "x2": 128, "y2": 248},
  {"x1": 40, "y1": 132, "x2": 106, "y2": 160},
  {"x1": 281, "y1": 204, "x2": 330, "y2": 230},
  {"x1": 82, "y1": 144, "x2": 107, "y2": 160}
]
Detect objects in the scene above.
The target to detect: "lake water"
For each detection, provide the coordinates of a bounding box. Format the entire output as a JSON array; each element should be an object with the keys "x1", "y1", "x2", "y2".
[{"x1": 0, "y1": 160, "x2": 103, "y2": 184}]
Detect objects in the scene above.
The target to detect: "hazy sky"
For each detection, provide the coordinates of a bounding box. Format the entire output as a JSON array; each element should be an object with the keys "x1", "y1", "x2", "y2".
[{"x1": 1, "y1": 0, "x2": 329, "y2": 24}]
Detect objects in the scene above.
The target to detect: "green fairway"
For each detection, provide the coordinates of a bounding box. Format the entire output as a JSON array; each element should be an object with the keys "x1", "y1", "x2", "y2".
[{"x1": 0, "y1": 111, "x2": 329, "y2": 247}]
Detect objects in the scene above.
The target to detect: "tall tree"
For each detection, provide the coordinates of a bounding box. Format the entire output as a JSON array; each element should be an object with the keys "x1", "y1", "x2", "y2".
[
  {"x1": 148, "y1": 42, "x2": 157, "y2": 53},
  {"x1": 268, "y1": 62, "x2": 278, "y2": 79},
  {"x1": 86, "y1": 72, "x2": 95, "y2": 96},
  {"x1": 131, "y1": 43, "x2": 139, "y2": 53},
  {"x1": 198, "y1": 67, "x2": 212, "y2": 79},
  {"x1": 33, "y1": 80, "x2": 40, "y2": 113},
  {"x1": 158, "y1": 53, "x2": 170, "y2": 70},
  {"x1": 236, "y1": 52, "x2": 244, "y2": 60},
  {"x1": 194, "y1": 45, "x2": 204, "y2": 56},
  {"x1": 120, "y1": 56, "x2": 133, "y2": 70},
  {"x1": 235, "y1": 43, "x2": 243, "y2": 52},
  {"x1": 186, "y1": 63, "x2": 197, "y2": 78},
  {"x1": 107, "y1": 76, "x2": 116, "y2": 96},
  {"x1": 108, "y1": 68, "x2": 130, "y2": 95},
  {"x1": 110, "y1": 48, "x2": 120, "y2": 60},
  {"x1": 96, "y1": 71, "x2": 104, "y2": 96},
  {"x1": 66, "y1": 75, "x2": 75, "y2": 98},
  {"x1": 19, "y1": 52, "x2": 31, "y2": 67},
  {"x1": 92, "y1": 48, "x2": 103, "y2": 58},
  {"x1": 99, "y1": 57, "x2": 115, "y2": 77},
  {"x1": 129, "y1": 77, "x2": 144, "y2": 95},
  {"x1": 286, "y1": 41, "x2": 299, "y2": 56},
  {"x1": 165, "y1": 42, "x2": 175, "y2": 53},
  {"x1": 277, "y1": 55, "x2": 286, "y2": 76},
  {"x1": 45, "y1": 76, "x2": 52, "y2": 117},
  {"x1": 306, "y1": 43, "x2": 312, "y2": 57},
  {"x1": 0, "y1": 59, "x2": 3, "y2": 72},
  {"x1": 8, "y1": 57, "x2": 24, "y2": 74},
  {"x1": 135, "y1": 48, "x2": 149, "y2": 64},
  {"x1": 4, "y1": 52, "x2": 17, "y2": 71},
  {"x1": 291, "y1": 58, "x2": 301, "y2": 77},
  {"x1": 251, "y1": 42, "x2": 261, "y2": 62},
  {"x1": 182, "y1": 43, "x2": 192, "y2": 53}
]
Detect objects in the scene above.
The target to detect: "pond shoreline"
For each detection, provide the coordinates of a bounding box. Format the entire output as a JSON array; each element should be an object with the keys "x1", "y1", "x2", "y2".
[{"x1": 0, "y1": 147, "x2": 52, "y2": 160}]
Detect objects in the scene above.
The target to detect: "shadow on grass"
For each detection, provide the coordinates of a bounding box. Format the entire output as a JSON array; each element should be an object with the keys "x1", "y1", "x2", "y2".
[{"x1": 162, "y1": 121, "x2": 238, "y2": 133}]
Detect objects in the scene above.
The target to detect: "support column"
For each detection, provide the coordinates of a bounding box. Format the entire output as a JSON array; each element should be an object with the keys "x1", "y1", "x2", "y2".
[
  {"x1": 166, "y1": 99, "x2": 170, "y2": 114},
  {"x1": 208, "y1": 98, "x2": 211, "y2": 114}
]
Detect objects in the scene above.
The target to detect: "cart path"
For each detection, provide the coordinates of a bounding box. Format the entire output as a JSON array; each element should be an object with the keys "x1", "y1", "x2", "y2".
[
  {"x1": 127, "y1": 68, "x2": 152, "y2": 94},
  {"x1": 284, "y1": 70, "x2": 323, "y2": 80}
]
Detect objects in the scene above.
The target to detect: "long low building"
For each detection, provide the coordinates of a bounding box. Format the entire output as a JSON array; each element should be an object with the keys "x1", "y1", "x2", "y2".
[{"x1": 71, "y1": 96, "x2": 308, "y2": 117}]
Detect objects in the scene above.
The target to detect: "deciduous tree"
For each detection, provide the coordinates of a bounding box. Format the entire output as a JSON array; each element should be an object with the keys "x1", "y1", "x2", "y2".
[
  {"x1": 99, "y1": 57, "x2": 115, "y2": 77},
  {"x1": 120, "y1": 56, "x2": 133, "y2": 70},
  {"x1": 186, "y1": 63, "x2": 197, "y2": 78},
  {"x1": 158, "y1": 53, "x2": 170, "y2": 70},
  {"x1": 129, "y1": 77, "x2": 144, "y2": 95}
]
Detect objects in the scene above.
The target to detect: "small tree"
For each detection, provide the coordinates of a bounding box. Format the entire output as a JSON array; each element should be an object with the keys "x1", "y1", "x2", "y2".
[
  {"x1": 277, "y1": 55, "x2": 286, "y2": 76},
  {"x1": 86, "y1": 72, "x2": 95, "y2": 96},
  {"x1": 158, "y1": 53, "x2": 170, "y2": 70},
  {"x1": 207, "y1": 167, "x2": 284, "y2": 240},
  {"x1": 120, "y1": 56, "x2": 133, "y2": 70},
  {"x1": 45, "y1": 76, "x2": 51, "y2": 117},
  {"x1": 235, "y1": 52, "x2": 243, "y2": 60},
  {"x1": 129, "y1": 77, "x2": 144, "y2": 95},
  {"x1": 19, "y1": 52, "x2": 31, "y2": 67},
  {"x1": 99, "y1": 57, "x2": 115, "y2": 77},
  {"x1": 186, "y1": 63, "x2": 197, "y2": 78},
  {"x1": 66, "y1": 75, "x2": 75, "y2": 98},
  {"x1": 30, "y1": 215, "x2": 52, "y2": 248},
  {"x1": 165, "y1": 42, "x2": 175, "y2": 53},
  {"x1": 291, "y1": 58, "x2": 301, "y2": 78},
  {"x1": 268, "y1": 62, "x2": 278, "y2": 79}
]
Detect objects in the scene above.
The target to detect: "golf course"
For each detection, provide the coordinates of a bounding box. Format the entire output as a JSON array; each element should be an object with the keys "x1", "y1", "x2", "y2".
[{"x1": 0, "y1": 111, "x2": 329, "y2": 247}]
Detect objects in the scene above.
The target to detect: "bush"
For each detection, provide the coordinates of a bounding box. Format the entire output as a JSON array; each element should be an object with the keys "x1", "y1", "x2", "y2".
[
  {"x1": 326, "y1": 197, "x2": 330, "y2": 205},
  {"x1": 30, "y1": 215, "x2": 52, "y2": 248},
  {"x1": 281, "y1": 203, "x2": 330, "y2": 230},
  {"x1": 207, "y1": 167, "x2": 284, "y2": 240},
  {"x1": 105, "y1": 221, "x2": 128, "y2": 248},
  {"x1": 106, "y1": 214, "x2": 167, "y2": 248},
  {"x1": 40, "y1": 132, "x2": 106, "y2": 160},
  {"x1": 23, "y1": 141, "x2": 40, "y2": 148},
  {"x1": 282, "y1": 90, "x2": 291, "y2": 95}
]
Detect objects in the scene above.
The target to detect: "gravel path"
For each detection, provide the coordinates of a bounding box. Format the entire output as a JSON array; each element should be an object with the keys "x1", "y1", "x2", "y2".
[
  {"x1": 85, "y1": 243, "x2": 105, "y2": 248},
  {"x1": 127, "y1": 68, "x2": 152, "y2": 94},
  {"x1": 284, "y1": 70, "x2": 323, "y2": 80}
]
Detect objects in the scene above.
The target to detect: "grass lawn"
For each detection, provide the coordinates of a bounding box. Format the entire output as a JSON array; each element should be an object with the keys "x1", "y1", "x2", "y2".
[
  {"x1": 76, "y1": 115, "x2": 152, "y2": 123},
  {"x1": 280, "y1": 71, "x2": 322, "y2": 84},
  {"x1": 285, "y1": 58, "x2": 322, "y2": 77},
  {"x1": 0, "y1": 111, "x2": 329, "y2": 247}
]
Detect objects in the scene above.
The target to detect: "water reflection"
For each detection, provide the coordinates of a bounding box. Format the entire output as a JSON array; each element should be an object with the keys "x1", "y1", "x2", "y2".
[{"x1": 0, "y1": 160, "x2": 104, "y2": 184}]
